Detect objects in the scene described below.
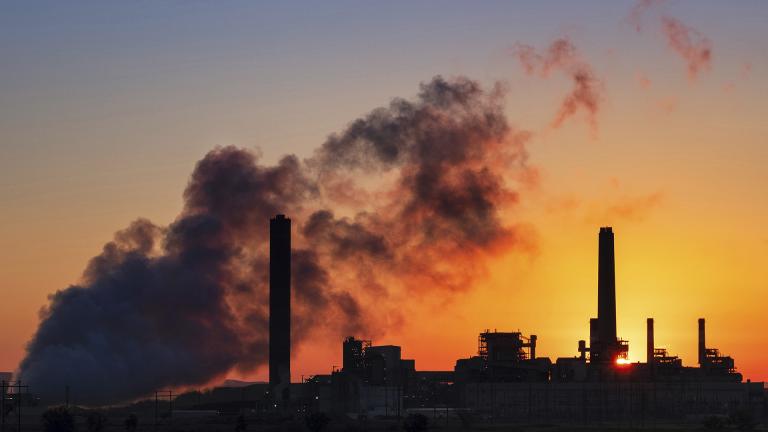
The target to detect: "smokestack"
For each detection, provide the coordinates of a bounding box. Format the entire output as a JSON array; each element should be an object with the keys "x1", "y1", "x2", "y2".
[
  {"x1": 269, "y1": 214, "x2": 291, "y2": 401},
  {"x1": 647, "y1": 318, "x2": 654, "y2": 365},
  {"x1": 530, "y1": 335, "x2": 537, "y2": 360},
  {"x1": 597, "y1": 227, "x2": 617, "y2": 361},
  {"x1": 698, "y1": 318, "x2": 706, "y2": 365},
  {"x1": 589, "y1": 318, "x2": 599, "y2": 356}
]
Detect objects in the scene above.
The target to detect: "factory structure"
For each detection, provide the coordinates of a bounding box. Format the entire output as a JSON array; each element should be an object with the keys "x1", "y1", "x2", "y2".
[{"x1": 236, "y1": 218, "x2": 765, "y2": 423}]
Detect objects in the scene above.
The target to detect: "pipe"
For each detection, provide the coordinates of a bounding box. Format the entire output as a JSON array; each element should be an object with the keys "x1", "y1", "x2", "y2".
[
  {"x1": 647, "y1": 318, "x2": 654, "y2": 365},
  {"x1": 698, "y1": 318, "x2": 706, "y2": 365}
]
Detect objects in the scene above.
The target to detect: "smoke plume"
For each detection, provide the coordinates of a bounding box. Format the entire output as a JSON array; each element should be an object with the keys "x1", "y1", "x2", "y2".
[
  {"x1": 19, "y1": 76, "x2": 534, "y2": 405},
  {"x1": 512, "y1": 38, "x2": 602, "y2": 134}
]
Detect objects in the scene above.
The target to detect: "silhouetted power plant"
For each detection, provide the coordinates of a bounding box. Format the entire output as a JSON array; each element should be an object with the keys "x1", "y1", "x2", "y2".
[{"x1": 222, "y1": 219, "x2": 767, "y2": 425}]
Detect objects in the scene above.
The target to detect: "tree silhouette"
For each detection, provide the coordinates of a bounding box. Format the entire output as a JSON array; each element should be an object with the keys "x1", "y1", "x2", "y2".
[
  {"x1": 402, "y1": 413, "x2": 428, "y2": 432},
  {"x1": 124, "y1": 413, "x2": 138, "y2": 432},
  {"x1": 305, "y1": 412, "x2": 331, "y2": 432},
  {"x1": 235, "y1": 413, "x2": 247, "y2": 432},
  {"x1": 42, "y1": 406, "x2": 74, "y2": 432},
  {"x1": 86, "y1": 411, "x2": 107, "y2": 432}
]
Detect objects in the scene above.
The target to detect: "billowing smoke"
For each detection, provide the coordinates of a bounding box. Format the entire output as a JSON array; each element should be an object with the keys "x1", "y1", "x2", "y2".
[
  {"x1": 627, "y1": 0, "x2": 712, "y2": 80},
  {"x1": 512, "y1": 38, "x2": 602, "y2": 134},
  {"x1": 19, "y1": 76, "x2": 534, "y2": 405}
]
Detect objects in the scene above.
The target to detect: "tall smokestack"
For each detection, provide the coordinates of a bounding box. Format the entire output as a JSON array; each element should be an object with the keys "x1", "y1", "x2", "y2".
[
  {"x1": 269, "y1": 214, "x2": 291, "y2": 401},
  {"x1": 597, "y1": 227, "x2": 617, "y2": 361},
  {"x1": 698, "y1": 318, "x2": 706, "y2": 365},
  {"x1": 646, "y1": 318, "x2": 654, "y2": 365}
]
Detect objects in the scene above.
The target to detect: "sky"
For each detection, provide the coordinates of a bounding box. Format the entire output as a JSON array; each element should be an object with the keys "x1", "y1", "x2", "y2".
[{"x1": 1, "y1": 0, "x2": 767, "y2": 391}]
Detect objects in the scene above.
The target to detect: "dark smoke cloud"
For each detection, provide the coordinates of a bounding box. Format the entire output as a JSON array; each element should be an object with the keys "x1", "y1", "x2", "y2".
[
  {"x1": 512, "y1": 38, "x2": 602, "y2": 135},
  {"x1": 19, "y1": 76, "x2": 534, "y2": 405},
  {"x1": 20, "y1": 218, "x2": 246, "y2": 405}
]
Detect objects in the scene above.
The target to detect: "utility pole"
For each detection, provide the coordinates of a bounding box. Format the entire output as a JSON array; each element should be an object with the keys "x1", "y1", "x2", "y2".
[
  {"x1": 16, "y1": 381, "x2": 22, "y2": 432},
  {"x1": 1, "y1": 380, "x2": 5, "y2": 432},
  {"x1": 154, "y1": 390, "x2": 173, "y2": 429},
  {"x1": 0, "y1": 381, "x2": 28, "y2": 432},
  {"x1": 154, "y1": 391, "x2": 158, "y2": 430}
]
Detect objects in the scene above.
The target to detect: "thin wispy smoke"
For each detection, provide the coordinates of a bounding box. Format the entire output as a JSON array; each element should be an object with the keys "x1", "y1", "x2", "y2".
[
  {"x1": 597, "y1": 191, "x2": 664, "y2": 223},
  {"x1": 626, "y1": 0, "x2": 665, "y2": 33},
  {"x1": 627, "y1": 0, "x2": 712, "y2": 80},
  {"x1": 545, "y1": 190, "x2": 664, "y2": 224},
  {"x1": 636, "y1": 72, "x2": 652, "y2": 90},
  {"x1": 661, "y1": 17, "x2": 712, "y2": 79},
  {"x1": 19, "y1": 76, "x2": 535, "y2": 405},
  {"x1": 512, "y1": 38, "x2": 602, "y2": 135}
]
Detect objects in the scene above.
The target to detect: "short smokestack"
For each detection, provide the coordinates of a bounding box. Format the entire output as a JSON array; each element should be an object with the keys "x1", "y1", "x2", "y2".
[
  {"x1": 646, "y1": 318, "x2": 654, "y2": 365},
  {"x1": 530, "y1": 335, "x2": 537, "y2": 360},
  {"x1": 589, "y1": 318, "x2": 599, "y2": 353},
  {"x1": 269, "y1": 214, "x2": 291, "y2": 401},
  {"x1": 698, "y1": 318, "x2": 706, "y2": 365}
]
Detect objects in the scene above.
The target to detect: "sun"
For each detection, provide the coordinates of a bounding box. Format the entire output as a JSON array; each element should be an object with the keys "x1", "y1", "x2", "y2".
[{"x1": 616, "y1": 358, "x2": 631, "y2": 366}]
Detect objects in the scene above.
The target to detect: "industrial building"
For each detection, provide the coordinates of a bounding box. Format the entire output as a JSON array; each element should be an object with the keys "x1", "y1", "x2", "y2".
[
  {"x1": 452, "y1": 227, "x2": 761, "y2": 423},
  {"x1": 255, "y1": 218, "x2": 765, "y2": 424}
]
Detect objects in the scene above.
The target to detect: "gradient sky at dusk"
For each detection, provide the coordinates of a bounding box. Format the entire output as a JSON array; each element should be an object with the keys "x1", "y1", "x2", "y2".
[{"x1": 2, "y1": 1, "x2": 767, "y2": 385}]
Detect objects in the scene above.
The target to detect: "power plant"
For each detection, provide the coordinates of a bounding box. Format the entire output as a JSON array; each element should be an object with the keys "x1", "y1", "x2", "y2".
[
  {"x1": 277, "y1": 223, "x2": 763, "y2": 424},
  {"x1": 7, "y1": 218, "x2": 763, "y2": 429}
]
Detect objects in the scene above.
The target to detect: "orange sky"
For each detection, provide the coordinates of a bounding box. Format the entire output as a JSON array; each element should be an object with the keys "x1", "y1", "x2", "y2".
[{"x1": 1, "y1": 1, "x2": 767, "y2": 387}]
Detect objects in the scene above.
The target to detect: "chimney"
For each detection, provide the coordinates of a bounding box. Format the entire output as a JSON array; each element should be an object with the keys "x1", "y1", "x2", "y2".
[
  {"x1": 269, "y1": 214, "x2": 291, "y2": 402},
  {"x1": 646, "y1": 318, "x2": 654, "y2": 365},
  {"x1": 597, "y1": 227, "x2": 617, "y2": 362},
  {"x1": 589, "y1": 318, "x2": 600, "y2": 361},
  {"x1": 530, "y1": 335, "x2": 537, "y2": 360},
  {"x1": 698, "y1": 318, "x2": 706, "y2": 365}
]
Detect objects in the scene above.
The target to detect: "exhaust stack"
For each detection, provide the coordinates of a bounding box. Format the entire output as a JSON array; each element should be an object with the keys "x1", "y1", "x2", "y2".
[
  {"x1": 593, "y1": 227, "x2": 618, "y2": 363},
  {"x1": 647, "y1": 318, "x2": 654, "y2": 365},
  {"x1": 698, "y1": 318, "x2": 706, "y2": 365},
  {"x1": 269, "y1": 214, "x2": 292, "y2": 402}
]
